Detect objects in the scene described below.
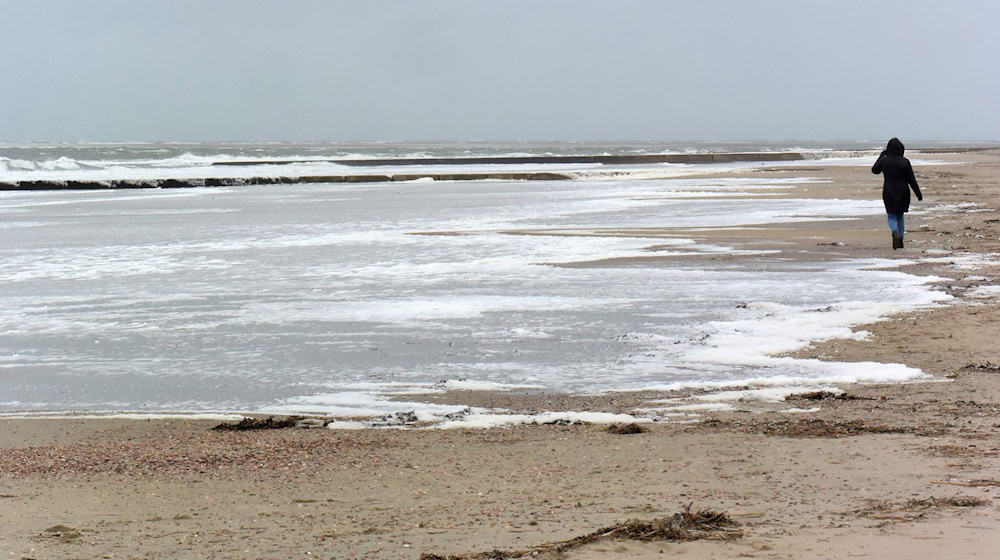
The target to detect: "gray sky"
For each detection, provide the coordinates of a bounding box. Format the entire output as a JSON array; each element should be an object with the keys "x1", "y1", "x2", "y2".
[{"x1": 2, "y1": 0, "x2": 998, "y2": 142}]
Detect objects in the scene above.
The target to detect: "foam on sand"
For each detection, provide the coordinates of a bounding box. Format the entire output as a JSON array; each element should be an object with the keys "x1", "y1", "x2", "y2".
[
  {"x1": 676, "y1": 270, "x2": 951, "y2": 386},
  {"x1": 645, "y1": 402, "x2": 736, "y2": 412},
  {"x1": 693, "y1": 386, "x2": 844, "y2": 403},
  {"x1": 434, "y1": 379, "x2": 544, "y2": 391},
  {"x1": 258, "y1": 392, "x2": 470, "y2": 419},
  {"x1": 966, "y1": 285, "x2": 1000, "y2": 299},
  {"x1": 430, "y1": 411, "x2": 652, "y2": 430}
]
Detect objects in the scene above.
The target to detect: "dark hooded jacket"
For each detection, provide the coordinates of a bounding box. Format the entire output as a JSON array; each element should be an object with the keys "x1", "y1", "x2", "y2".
[{"x1": 872, "y1": 137, "x2": 922, "y2": 214}]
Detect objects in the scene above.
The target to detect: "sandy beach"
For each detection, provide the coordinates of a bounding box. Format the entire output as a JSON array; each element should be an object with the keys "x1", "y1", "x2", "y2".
[{"x1": 3, "y1": 149, "x2": 1000, "y2": 559}]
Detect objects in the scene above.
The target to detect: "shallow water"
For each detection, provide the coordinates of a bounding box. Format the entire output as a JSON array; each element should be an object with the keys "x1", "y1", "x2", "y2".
[{"x1": 0, "y1": 144, "x2": 949, "y2": 417}]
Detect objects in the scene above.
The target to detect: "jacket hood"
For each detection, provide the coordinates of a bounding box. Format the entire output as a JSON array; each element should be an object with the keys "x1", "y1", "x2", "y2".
[{"x1": 886, "y1": 137, "x2": 905, "y2": 156}]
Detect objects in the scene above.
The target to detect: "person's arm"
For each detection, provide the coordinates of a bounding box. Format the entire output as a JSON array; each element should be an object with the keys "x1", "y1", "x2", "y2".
[
  {"x1": 872, "y1": 150, "x2": 886, "y2": 174},
  {"x1": 907, "y1": 160, "x2": 922, "y2": 201}
]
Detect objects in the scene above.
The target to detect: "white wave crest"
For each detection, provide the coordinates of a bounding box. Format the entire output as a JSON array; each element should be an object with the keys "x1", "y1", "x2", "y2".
[
  {"x1": 0, "y1": 157, "x2": 39, "y2": 172},
  {"x1": 38, "y1": 156, "x2": 82, "y2": 170},
  {"x1": 149, "y1": 152, "x2": 231, "y2": 168}
]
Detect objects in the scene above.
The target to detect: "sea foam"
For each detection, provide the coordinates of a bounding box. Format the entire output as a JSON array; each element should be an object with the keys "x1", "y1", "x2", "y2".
[{"x1": 0, "y1": 143, "x2": 957, "y2": 419}]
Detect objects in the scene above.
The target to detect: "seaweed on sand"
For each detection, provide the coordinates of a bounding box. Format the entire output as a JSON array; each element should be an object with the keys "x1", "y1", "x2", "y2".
[
  {"x1": 606, "y1": 423, "x2": 649, "y2": 434},
  {"x1": 932, "y1": 479, "x2": 1000, "y2": 487},
  {"x1": 699, "y1": 418, "x2": 944, "y2": 438},
  {"x1": 786, "y1": 391, "x2": 870, "y2": 402},
  {"x1": 418, "y1": 504, "x2": 741, "y2": 560},
  {"x1": 964, "y1": 361, "x2": 1000, "y2": 371},
  {"x1": 37, "y1": 525, "x2": 82, "y2": 543},
  {"x1": 851, "y1": 496, "x2": 989, "y2": 525},
  {"x1": 862, "y1": 496, "x2": 990, "y2": 513},
  {"x1": 211, "y1": 416, "x2": 305, "y2": 431}
]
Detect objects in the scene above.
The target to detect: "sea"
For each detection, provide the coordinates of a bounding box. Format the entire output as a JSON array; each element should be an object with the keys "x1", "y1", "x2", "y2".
[{"x1": 0, "y1": 141, "x2": 957, "y2": 424}]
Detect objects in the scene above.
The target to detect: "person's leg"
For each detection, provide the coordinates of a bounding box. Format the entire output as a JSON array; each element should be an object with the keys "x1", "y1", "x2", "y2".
[
  {"x1": 890, "y1": 213, "x2": 906, "y2": 248},
  {"x1": 886, "y1": 212, "x2": 903, "y2": 236},
  {"x1": 887, "y1": 213, "x2": 903, "y2": 249}
]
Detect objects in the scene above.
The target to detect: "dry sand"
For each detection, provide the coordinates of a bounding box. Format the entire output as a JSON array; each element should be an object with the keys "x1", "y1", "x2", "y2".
[{"x1": 3, "y1": 149, "x2": 1000, "y2": 559}]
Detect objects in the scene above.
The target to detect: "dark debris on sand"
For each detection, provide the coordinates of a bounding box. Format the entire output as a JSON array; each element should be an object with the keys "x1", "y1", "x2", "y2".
[
  {"x1": 786, "y1": 391, "x2": 872, "y2": 402},
  {"x1": 419, "y1": 504, "x2": 741, "y2": 560},
  {"x1": 699, "y1": 418, "x2": 945, "y2": 438},
  {"x1": 606, "y1": 423, "x2": 649, "y2": 434},
  {"x1": 37, "y1": 524, "x2": 83, "y2": 543},
  {"x1": 963, "y1": 361, "x2": 1000, "y2": 371},
  {"x1": 850, "y1": 496, "x2": 990, "y2": 525},
  {"x1": 211, "y1": 416, "x2": 305, "y2": 431}
]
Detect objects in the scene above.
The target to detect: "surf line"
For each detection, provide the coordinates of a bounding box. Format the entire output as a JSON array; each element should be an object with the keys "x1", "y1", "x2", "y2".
[
  {"x1": 0, "y1": 172, "x2": 574, "y2": 191},
  {"x1": 211, "y1": 152, "x2": 806, "y2": 167},
  {"x1": 1, "y1": 152, "x2": 808, "y2": 191}
]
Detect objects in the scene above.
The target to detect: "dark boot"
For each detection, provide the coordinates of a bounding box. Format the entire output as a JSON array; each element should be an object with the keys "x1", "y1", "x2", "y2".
[
  {"x1": 898, "y1": 235, "x2": 904, "y2": 249},
  {"x1": 892, "y1": 233, "x2": 901, "y2": 249}
]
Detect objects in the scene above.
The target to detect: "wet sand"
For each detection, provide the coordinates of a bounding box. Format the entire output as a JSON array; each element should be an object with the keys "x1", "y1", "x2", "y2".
[{"x1": 3, "y1": 149, "x2": 1000, "y2": 559}]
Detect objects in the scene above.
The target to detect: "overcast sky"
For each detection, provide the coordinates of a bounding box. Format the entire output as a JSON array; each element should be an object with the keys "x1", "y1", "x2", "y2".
[{"x1": 2, "y1": 0, "x2": 998, "y2": 143}]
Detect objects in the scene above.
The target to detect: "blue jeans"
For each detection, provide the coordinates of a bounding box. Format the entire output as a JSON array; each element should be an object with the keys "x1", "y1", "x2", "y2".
[{"x1": 887, "y1": 213, "x2": 905, "y2": 238}]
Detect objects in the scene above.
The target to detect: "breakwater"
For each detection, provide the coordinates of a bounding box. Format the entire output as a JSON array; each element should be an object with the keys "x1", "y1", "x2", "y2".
[
  {"x1": 1, "y1": 152, "x2": 805, "y2": 191},
  {"x1": 0, "y1": 172, "x2": 575, "y2": 191}
]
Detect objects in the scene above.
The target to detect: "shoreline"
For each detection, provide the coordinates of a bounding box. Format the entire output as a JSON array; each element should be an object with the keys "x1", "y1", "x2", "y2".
[
  {"x1": 3, "y1": 149, "x2": 1000, "y2": 558},
  {"x1": 0, "y1": 153, "x2": 985, "y2": 423}
]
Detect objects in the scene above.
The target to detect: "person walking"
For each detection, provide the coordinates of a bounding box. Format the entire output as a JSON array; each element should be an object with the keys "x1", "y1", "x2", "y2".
[{"x1": 872, "y1": 137, "x2": 922, "y2": 249}]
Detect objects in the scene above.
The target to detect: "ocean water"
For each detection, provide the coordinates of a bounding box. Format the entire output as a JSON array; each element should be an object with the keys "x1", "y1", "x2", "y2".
[{"x1": 0, "y1": 142, "x2": 951, "y2": 420}]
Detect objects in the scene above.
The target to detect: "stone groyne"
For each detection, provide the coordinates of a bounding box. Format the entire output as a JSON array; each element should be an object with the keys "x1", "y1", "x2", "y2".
[
  {"x1": 1, "y1": 152, "x2": 805, "y2": 191},
  {"x1": 0, "y1": 172, "x2": 576, "y2": 191}
]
